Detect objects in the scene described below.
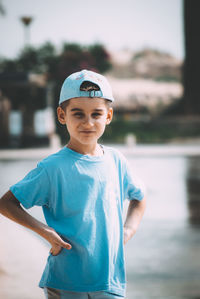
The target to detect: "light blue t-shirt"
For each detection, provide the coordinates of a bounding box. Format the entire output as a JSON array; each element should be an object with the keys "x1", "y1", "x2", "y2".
[{"x1": 10, "y1": 146, "x2": 145, "y2": 297}]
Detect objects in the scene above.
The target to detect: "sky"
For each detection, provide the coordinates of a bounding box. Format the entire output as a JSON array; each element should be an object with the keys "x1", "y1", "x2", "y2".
[{"x1": 0, "y1": 0, "x2": 184, "y2": 59}]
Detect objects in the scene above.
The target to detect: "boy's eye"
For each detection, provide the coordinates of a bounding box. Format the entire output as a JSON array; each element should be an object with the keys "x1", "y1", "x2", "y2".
[
  {"x1": 92, "y1": 113, "x2": 102, "y2": 118},
  {"x1": 73, "y1": 112, "x2": 84, "y2": 118},
  {"x1": 73, "y1": 112, "x2": 102, "y2": 118}
]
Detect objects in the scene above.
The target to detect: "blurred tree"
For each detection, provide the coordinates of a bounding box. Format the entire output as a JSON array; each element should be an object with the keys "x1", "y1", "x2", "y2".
[
  {"x1": 183, "y1": 0, "x2": 200, "y2": 114},
  {"x1": 0, "y1": 59, "x2": 19, "y2": 72},
  {"x1": 62, "y1": 43, "x2": 83, "y2": 54},
  {"x1": 0, "y1": 42, "x2": 58, "y2": 74},
  {"x1": 18, "y1": 42, "x2": 58, "y2": 74},
  {"x1": 56, "y1": 42, "x2": 111, "y2": 82},
  {"x1": 0, "y1": 42, "x2": 111, "y2": 79},
  {"x1": 89, "y1": 44, "x2": 111, "y2": 73},
  {"x1": 17, "y1": 46, "x2": 39, "y2": 72},
  {"x1": 56, "y1": 43, "x2": 87, "y2": 82},
  {"x1": 36, "y1": 42, "x2": 58, "y2": 77}
]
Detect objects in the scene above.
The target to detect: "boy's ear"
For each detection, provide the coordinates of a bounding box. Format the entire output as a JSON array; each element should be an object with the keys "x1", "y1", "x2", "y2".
[
  {"x1": 106, "y1": 107, "x2": 113, "y2": 125},
  {"x1": 57, "y1": 107, "x2": 66, "y2": 125}
]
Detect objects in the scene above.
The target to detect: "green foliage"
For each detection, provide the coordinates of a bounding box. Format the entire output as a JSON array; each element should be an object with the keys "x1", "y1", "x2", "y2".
[
  {"x1": 0, "y1": 42, "x2": 58, "y2": 74},
  {"x1": 88, "y1": 44, "x2": 111, "y2": 73},
  {"x1": 0, "y1": 42, "x2": 111, "y2": 78},
  {"x1": 62, "y1": 43, "x2": 83, "y2": 54},
  {"x1": 155, "y1": 75, "x2": 180, "y2": 82},
  {"x1": 18, "y1": 46, "x2": 39, "y2": 72},
  {"x1": 56, "y1": 43, "x2": 91, "y2": 81},
  {"x1": 0, "y1": 58, "x2": 19, "y2": 72},
  {"x1": 36, "y1": 42, "x2": 58, "y2": 73},
  {"x1": 56, "y1": 42, "x2": 111, "y2": 82}
]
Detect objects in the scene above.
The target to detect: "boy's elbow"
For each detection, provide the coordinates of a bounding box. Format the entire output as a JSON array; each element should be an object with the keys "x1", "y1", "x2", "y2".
[
  {"x1": 133, "y1": 196, "x2": 146, "y2": 215},
  {"x1": 140, "y1": 195, "x2": 146, "y2": 211},
  {"x1": 0, "y1": 190, "x2": 20, "y2": 213}
]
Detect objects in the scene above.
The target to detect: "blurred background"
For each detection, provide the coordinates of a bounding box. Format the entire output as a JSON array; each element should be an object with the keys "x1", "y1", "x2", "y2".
[{"x1": 0, "y1": 0, "x2": 200, "y2": 298}]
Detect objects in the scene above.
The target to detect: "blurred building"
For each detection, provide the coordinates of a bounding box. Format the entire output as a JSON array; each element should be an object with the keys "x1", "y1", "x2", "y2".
[
  {"x1": 109, "y1": 76, "x2": 183, "y2": 117},
  {"x1": 0, "y1": 72, "x2": 55, "y2": 148},
  {"x1": 107, "y1": 48, "x2": 183, "y2": 118}
]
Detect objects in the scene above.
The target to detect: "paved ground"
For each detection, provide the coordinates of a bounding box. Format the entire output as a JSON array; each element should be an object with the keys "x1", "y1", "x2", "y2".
[{"x1": 0, "y1": 216, "x2": 47, "y2": 299}]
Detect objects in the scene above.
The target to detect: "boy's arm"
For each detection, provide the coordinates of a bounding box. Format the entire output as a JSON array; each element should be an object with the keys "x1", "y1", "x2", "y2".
[
  {"x1": 0, "y1": 190, "x2": 72, "y2": 255},
  {"x1": 123, "y1": 197, "x2": 146, "y2": 245}
]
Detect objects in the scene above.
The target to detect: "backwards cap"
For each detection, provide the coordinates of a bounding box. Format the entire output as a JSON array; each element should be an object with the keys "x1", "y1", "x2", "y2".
[{"x1": 59, "y1": 69, "x2": 114, "y2": 105}]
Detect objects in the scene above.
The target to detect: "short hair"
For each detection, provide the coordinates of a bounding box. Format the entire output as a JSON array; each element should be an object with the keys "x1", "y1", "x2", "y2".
[
  {"x1": 60, "y1": 81, "x2": 112, "y2": 111},
  {"x1": 80, "y1": 81, "x2": 100, "y2": 92}
]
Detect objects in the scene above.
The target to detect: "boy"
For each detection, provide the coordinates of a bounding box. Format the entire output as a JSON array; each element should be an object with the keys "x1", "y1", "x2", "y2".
[{"x1": 0, "y1": 70, "x2": 146, "y2": 299}]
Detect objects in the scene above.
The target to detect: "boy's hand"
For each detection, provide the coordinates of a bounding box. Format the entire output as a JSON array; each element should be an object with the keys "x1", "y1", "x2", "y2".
[
  {"x1": 0, "y1": 191, "x2": 72, "y2": 256},
  {"x1": 123, "y1": 197, "x2": 146, "y2": 245},
  {"x1": 45, "y1": 227, "x2": 72, "y2": 256}
]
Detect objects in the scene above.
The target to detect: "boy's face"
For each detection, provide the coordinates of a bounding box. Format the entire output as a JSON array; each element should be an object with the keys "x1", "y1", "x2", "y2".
[{"x1": 57, "y1": 97, "x2": 113, "y2": 149}]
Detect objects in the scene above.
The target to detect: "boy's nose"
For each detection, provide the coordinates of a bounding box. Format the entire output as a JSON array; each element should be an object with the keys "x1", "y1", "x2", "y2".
[{"x1": 83, "y1": 116, "x2": 93, "y2": 127}]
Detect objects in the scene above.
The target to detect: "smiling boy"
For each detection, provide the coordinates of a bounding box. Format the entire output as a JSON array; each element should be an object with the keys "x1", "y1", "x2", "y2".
[
  {"x1": 0, "y1": 70, "x2": 146, "y2": 299},
  {"x1": 57, "y1": 97, "x2": 112, "y2": 157}
]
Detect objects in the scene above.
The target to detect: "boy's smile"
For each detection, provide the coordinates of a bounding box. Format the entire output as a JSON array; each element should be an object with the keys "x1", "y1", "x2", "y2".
[{"x1": 57, "y1": 97, "x2": 113, "y2": 155}]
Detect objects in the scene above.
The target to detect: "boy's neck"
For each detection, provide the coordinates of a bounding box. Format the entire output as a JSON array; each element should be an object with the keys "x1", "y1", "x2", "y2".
[{"x1": 66, "y1": 141, "x2": 103, "y2": 156}]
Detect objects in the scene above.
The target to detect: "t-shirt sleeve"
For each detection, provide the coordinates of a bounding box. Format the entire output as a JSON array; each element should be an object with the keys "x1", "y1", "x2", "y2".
[
  {"x1": 123, "y1": 157, "x2": 146, "y2": 201},
  {"x1": 9, "y1": 162, "x2": 50, "y2": 209}
]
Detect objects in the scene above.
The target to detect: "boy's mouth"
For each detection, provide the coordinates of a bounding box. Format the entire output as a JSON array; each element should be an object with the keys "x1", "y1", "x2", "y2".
[{"x1": 80, "y1": 131, "x2": 95, "y2": 134}]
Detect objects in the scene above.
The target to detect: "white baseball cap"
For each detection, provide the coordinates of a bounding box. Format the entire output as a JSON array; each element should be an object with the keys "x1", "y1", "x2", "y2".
[{"x1": 59, "y1": 69, "x2": 114, "y2": 105}]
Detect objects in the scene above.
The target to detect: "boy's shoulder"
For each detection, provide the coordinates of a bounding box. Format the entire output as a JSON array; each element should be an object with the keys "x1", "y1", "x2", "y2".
[
  {"x1": 104, "y1": 145, "x2": 127, "y2": 164},
  {"x1": 38, "y1": 147, "x2": 69, "y2": 170},
  {"x1": 104, "y1": 144, "x2": 124, "y2": 156}
]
